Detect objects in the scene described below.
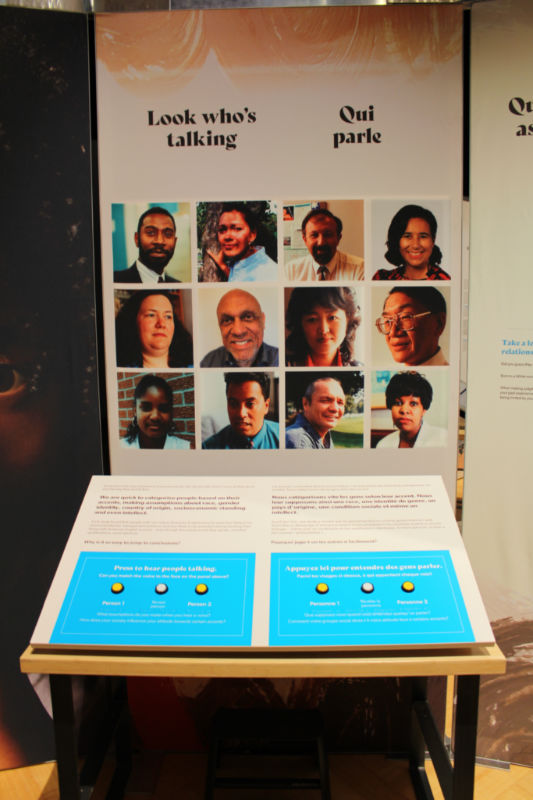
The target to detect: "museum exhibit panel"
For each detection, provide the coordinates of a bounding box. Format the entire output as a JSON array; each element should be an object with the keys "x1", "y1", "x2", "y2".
[{"x1": 2, "y1": 0, "x2": 533, "y2": 798}]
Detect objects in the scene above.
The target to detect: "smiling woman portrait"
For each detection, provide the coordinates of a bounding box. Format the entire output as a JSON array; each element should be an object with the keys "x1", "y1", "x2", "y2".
[
  {"x1": 285, "y1": 286, "x2": 362, "y2": 367},
  {"x1": 372, "y1": 204, "x2": 451, "y2": 281},
  {"x1": 121, "y1": 373, "x2": 190, "y2": 450},
  {"x1": 115, "y1": 290, "x2": 193, "y2": 368},
  {"x1": 198, "y1": 201, "x2": 278, "y2": 282}
]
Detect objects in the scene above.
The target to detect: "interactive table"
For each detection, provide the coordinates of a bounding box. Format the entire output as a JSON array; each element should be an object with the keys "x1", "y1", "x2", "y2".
[
  {"x1": 20, "y1": 642, "x2": 505, "y2": 800},
  {"x1": 24, "y1": 475, "x2": 502, "y2": 798},
  {"x1": 30, "y1": 476, "x2": 494, "y2": 652}
]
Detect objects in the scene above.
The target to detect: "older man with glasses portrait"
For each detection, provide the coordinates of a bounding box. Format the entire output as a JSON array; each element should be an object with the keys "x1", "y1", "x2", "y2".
[{"x1": 375, "y1": 286, "x2": 448, "y2": 367}]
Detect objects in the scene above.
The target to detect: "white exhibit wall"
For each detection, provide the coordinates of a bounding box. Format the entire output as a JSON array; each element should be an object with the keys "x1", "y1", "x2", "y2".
[
  {"x1": 464, "y1": 0, "x2": 533, "y2": 765},
  {"x1": 465, "y1": 0, "x2": 533, "y2": 604}
]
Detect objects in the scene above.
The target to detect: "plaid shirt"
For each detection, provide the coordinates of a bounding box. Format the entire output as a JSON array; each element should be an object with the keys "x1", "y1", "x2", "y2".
[{"x1": 372, "y1": 264, "x2": 451, "y2": 280}]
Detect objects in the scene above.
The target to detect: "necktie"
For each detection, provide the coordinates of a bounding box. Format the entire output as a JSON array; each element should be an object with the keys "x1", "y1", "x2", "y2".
[{"x1": 318, "y1": 267, "x2": 328, "y2": 281}]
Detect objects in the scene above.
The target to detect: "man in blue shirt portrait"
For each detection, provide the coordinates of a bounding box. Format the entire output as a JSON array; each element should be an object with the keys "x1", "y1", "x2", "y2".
[
  {"x1": 202, "y1": 372, "x2": 279, "y2": 450},
  {"x1": 286, "y1": 376, "x2": 345, "y2": 449}
]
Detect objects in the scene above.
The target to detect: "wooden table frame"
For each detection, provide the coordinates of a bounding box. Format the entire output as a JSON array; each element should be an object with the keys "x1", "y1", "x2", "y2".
[{"x1": 20, "y1": 643, "x2": 505, "y2": 800}]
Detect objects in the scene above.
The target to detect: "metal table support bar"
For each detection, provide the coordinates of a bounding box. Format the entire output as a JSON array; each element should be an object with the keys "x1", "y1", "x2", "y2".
[
  {"x1": 50, "y1": 675, "x2": 82, "y2": 800},
  {"x1": 409, "y1": 675, "x2": 481, "y2": 800},
  {"x1": 50, "y1": 674, "x2": 132, "y2": 800}
]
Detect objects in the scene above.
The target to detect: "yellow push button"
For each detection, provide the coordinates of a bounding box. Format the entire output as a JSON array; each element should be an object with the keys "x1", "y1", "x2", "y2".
[
  {"x1": 111, "y1": 582, "x2": 124, "y2": 594},
  {"x1": 316, "y1": 583, "x2": 329, "y2": 595},
  {"x1": 155, "y1": 583, "x2": 168, "y2": 595},
  {"x1": 195, "y1": 583, "x2": 208, "y2": 595},
  {"x1": 402, "y1": 581, "x2": 415, "y2": 593},
  {"x1": 361, "y1": 582, "x2": 374, "y2": 594}
]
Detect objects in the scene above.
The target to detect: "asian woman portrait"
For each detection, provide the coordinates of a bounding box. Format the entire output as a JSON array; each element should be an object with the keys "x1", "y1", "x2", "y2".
[{"x1": 285, "y1": 286, "x2": 362, "y2": 367}]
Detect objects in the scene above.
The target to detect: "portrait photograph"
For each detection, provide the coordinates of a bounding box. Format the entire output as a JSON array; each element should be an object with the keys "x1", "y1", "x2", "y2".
[
  {"x1": 370, "y1": 198, "x2": 451, "y2": 281},
  {"x1": 284, "y1": 286, "x2": 364, "y2": 367},
  {"x1": 283, "y1": 199, "x2": 364, "y2": 282},
  {"x1": 117, "y1": 371, "x2": 195, "y2": 450},
  {"x1": 197, "y1": 285, "x2": 279, "y2": 369},
  {"x1": 371, "y1": 284, "x2": 451, "y2": 367},
  {"x1": 200, "y1": 370, "x2": 279, "y2": 450},
  {"x1": 197, "y1": 200, "x2": 278, "y2": 283},
  {"x1": 285, "y1": 370, "x2": 364, "y2": 450},
  {"x1": 371, "y1": 368, "x2": 448, "y2": 449},
  {"x1": 114, "y1": 289, "x2": 193, "y2": 370},
  {"x1": 112, "y1": 202, "x2": 191, "y2": 283}
]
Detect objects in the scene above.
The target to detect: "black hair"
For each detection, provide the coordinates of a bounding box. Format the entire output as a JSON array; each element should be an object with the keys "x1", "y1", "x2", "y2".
[
  {"x1": 219, "y1": 202, "x2": 258, "y2": 233},
  {"x1": 385, "y1": 286, "x2": 446, "y2": 316},
  {"x1": 385, "y1": 204, "x2": 442, "y2": 267},
  {"x1": 115, "y1": 290, "x2": 193, "y2": 368},
  {"x1": 224, "y1": 371, "x2": 270, "y2": 401},
  {"x1": 137, "y1": 206, "x2": 176, "y2": 237},
  {"x1": 134, "y1": 373, "x2": 172, "y2": 403},
  {"x1": 301, "y1": 208, "x2": 342, "y2": 237},
  {"x1": 303, "y1": 376, "x2": 344, "y2": 404},
  {"x1": 125, "y1": 373, "x2": 175, "y2": 443},
  {"x1": 200, "y1": 201, "x2": 277, "y2": 282},
  {"x1": 285, "y1": 287, "x2": 360, "y2": 366},
  {"x1": 385, "y1": 371, "x2": 433, "y2": 410}
]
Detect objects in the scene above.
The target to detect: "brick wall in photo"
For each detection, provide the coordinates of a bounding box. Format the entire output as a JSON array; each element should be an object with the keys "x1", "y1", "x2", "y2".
[{"x1": 117, "y1": 372, "x2": 195, "y2": 447}]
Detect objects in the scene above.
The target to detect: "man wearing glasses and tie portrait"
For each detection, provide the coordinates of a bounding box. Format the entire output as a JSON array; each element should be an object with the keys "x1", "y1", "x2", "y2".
[{"x1": 284, "y1": 206, "x2": 364, "y2": 282}]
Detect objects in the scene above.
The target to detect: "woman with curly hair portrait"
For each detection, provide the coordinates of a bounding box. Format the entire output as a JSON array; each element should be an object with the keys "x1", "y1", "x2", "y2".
[
  {"x1": 285, "y1": 287, "x2": 362, "y2": 367},
  {"x1": 199, "y1": 201, "x2": 277, "y2": 283},
  {"x1": 115, "y1": 290, "x2": 193, "y2": 368}
]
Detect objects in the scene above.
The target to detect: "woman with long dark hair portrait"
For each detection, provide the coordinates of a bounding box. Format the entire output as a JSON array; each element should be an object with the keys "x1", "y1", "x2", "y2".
[
  {"x1": 372, "y1": 204, "x2": 450, "y2": 281},
  {"x1": 285, "y1": 287, "x2": 362, "y2": 366},
  {"x1": 115, "y1": 290, "x2": 193, "y2": 368},
  {"x1": 121, "y1": 374, "x2": 191, "y2": 450}
]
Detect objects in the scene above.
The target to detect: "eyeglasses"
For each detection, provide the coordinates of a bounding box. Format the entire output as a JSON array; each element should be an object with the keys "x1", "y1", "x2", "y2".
[{"x1": 375, "y1": 311, "x2": 432, "y2": 335}]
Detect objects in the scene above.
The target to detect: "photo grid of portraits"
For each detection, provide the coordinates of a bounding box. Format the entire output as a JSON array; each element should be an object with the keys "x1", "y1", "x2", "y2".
[{"x1": 111, "y1": 199, "x2": 452, "y2": 453}]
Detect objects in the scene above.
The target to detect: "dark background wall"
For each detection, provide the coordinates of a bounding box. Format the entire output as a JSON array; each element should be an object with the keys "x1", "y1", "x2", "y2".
[{"x1": 0, "y1": 6, "x2": 103, "y2": 767}]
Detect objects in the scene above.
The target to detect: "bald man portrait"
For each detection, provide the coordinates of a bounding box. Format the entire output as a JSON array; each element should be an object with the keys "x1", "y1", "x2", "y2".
[{"x1": 200, "y1": 289, "x2": 279, "y2": 367}]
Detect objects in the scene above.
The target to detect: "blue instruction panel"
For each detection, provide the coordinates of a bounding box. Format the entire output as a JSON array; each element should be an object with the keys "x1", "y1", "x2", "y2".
[
  {"x1": 51, "y1": 552, "x2": 255, "y2": 646},
  {"x1": 269, "y1": 551, "x2": 474, "y2": 647}
]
